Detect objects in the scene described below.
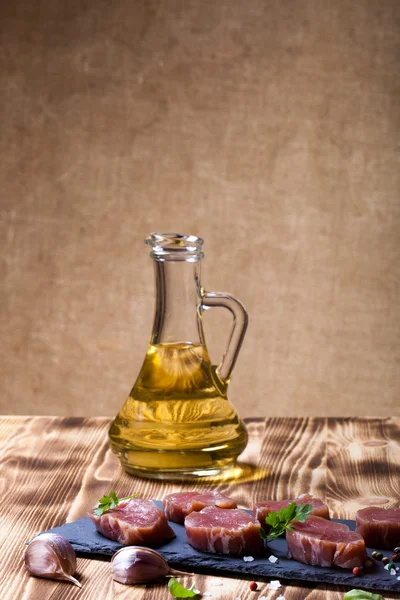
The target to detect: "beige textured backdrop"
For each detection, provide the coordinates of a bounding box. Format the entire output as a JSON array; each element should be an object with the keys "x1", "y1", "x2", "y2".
[{"x1": 1, "y1": 0, "x2": 399, "y2": 418}]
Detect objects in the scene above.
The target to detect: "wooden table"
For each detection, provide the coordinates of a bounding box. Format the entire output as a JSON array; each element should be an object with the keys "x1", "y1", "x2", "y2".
[{"x1": 1, "y1": 416, "x2": 400, "y2": 599}]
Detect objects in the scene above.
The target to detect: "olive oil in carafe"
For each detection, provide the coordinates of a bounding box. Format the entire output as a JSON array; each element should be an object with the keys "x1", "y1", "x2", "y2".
[{"x1": 108, "y1": 342, "x2": 248, "y2": 478}]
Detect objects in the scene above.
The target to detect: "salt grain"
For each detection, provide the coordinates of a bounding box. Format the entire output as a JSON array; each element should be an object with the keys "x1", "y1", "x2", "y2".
[
  {"x1": 268, "y1": 555, "x2": 278, "y2": 564},
  {"x1": 268, "y1": 580, "x2": 281, "y2": 590},
  {"x1": 243, "y1": 556, "x2": 254, "y2": 562}
]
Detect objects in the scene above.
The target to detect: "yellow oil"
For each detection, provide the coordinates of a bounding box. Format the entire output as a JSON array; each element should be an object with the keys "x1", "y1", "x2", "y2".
[{"x1": 108, "y1": 342, "x2": 248, "y2": 479}]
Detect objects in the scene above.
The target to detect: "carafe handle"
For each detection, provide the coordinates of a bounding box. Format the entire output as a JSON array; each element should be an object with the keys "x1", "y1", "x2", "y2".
[{"x1": 201, "y1": 291, "x2": 248, "y2": 384}]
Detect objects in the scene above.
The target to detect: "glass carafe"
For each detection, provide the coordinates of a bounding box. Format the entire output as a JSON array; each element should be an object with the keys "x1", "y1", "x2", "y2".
[{"x1": 108, "y1": 233, "x2": 248, "y2": 480}]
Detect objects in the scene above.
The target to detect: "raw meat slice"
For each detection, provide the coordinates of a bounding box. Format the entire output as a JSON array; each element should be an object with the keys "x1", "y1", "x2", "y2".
[
  {"x1": 88, "y1": 498, "x2": 176, "y2": 546},
  {"x1": 184, "y1": 506, "x2": 264, "y2": 556},
  {"x1": 355, "y1": 506, "x2": 400, "y2": 549},
  {"x1": 253, "y1": 493, "x2": 330, "y2": 529},
  {"x1": 286, "y1": 515, "x2": 367, "y2": 568},
  {"x1": 163, "y1": 491, "x2": 237, "y2": 524}
]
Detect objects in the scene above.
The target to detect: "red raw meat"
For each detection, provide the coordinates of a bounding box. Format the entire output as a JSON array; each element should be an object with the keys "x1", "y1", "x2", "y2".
[
  {"x1": 355, "y1": 506, "x2": 400, "y2": 549},
  {"x1": 163, "y1": 491, "x2": 237, "y2": 524},
  {"x1": 185, "y1": 506, "x2": 264, "y2": 556},
  {"x1": 253, "y1": 493, "x2": 330, "y2": 529},
  {"x1": 286, "y1": 515, "x2": 367, "y2": 568},
  {"x1": 88, "y1": 498, "x2": 176, "y2": 546}
]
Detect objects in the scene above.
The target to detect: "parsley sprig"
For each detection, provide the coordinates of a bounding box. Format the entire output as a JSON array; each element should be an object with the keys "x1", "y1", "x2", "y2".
[
  {"x1": 344, "y1": 592, "x2": 385, "y2": 600},
  {"x1": 168, "y1": 578, "x2": 201, "y2": 598},
  {"x1": 94, "y1": 492, "x2": 139, "y2": 516},
  {"x1": 259, "y1": 502, "x2": 312, "y2": 545}
]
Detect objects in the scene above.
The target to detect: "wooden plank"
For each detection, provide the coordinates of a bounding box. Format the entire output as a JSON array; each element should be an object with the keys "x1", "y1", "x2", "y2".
[
  {"x1": 327, "y1": 417, "x2": 400, "y2": 519},
  {"x1": 251, "y1": 417, "x2": 328, "y2": 502},
  {"x1": 1, "y1": 417, "x2": 399, "y2": 599}
]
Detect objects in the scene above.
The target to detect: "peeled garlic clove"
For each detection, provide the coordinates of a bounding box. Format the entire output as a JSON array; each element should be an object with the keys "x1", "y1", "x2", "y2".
[{"x1": 24, "y1": 533, "x2": 81, "y2": 588}]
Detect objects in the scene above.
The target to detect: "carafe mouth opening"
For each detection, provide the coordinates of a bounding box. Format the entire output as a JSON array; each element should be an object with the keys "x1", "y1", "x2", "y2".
[{"x1": 145, "y1": 233, "x2": 204, "y2": 262}]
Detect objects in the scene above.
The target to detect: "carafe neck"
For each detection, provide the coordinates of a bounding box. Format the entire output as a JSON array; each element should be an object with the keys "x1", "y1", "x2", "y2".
[
  {"x1": 146, "y1": 234, "x2": 204, "y2": 346},
  {"x1": 150, "y1": 260, "x2": 202, "y2": 345}
]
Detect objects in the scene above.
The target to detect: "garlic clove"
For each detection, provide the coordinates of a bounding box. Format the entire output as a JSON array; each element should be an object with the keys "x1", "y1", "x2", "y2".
[
  {"x1": 111, "y1": 546, "x2": 170, "y2": 585},
  {"x1": 111, "y1": 546, "x2": 190, "y2": 585},
  {"x1": 25, "y1": 533, "x2": 81, "y2": 588}
]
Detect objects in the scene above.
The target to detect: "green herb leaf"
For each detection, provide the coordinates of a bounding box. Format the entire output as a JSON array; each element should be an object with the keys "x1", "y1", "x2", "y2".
[
  {"x1": 259, "y1": 528, "x2": 267, "y2": 540},
  {"x1": 295, "y1": 502, "x2": 313, "y2": 522},
  {"x1": 168, "y1": 578, "x2": 201, "y2": 598},
  {"x1": 261, "y1": 502, "x2": 313, "y2": 545},
  {"x1": 93, "y1": 492, "x2": 139, "y2": 516},
  {"x1": 266, "y1": 511, "x2": 279, "y2": 528},
  {"x1": 343, "y1": 590, "x2": 385, "y2": 600},
  {"x1": 109, "y1": 491, "x2": 118, "y2": 506}
]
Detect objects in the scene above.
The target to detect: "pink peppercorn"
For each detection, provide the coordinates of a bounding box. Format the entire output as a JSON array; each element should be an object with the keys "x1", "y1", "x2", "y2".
[{"x1": 249, "y1": 581, "x2": 258, "y2": 591}]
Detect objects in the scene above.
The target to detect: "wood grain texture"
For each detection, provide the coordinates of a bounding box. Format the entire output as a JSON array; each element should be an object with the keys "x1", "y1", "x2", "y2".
[
  {"x1": 1, "y1": 416, "x2": 399, "y2": 599},
  {"x1": 327, "y1": 418, "x2": 400, "y2": 520}
]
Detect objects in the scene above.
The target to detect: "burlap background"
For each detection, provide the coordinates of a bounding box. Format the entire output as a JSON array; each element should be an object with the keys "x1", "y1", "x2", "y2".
[{"x1": 1, "y1": 0, "x2": 399, "y2": 418}]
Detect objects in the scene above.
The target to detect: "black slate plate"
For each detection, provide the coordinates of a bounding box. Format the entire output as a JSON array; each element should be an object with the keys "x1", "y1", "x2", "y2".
[{"x1": 40, "y1": 502, "x2": 400, "y2": 593}]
